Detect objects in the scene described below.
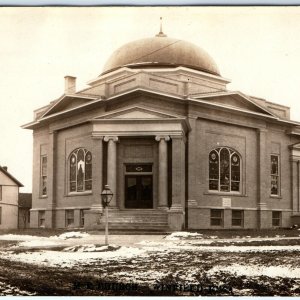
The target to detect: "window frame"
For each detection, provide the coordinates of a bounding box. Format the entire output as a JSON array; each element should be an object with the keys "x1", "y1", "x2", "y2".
[
  {"x1": 208, "y1": 147, "x2": 242, "y2": 194},
  {"x1": 65, "y1": 210, "x2": 74, "y2": 227},
  {"x1": 232, "y1": 210, "x2": 244, "y2": 227},
  {"x1": 68, "y1": 148, "x2": 93, "y2": 194},
  {"x1": 38, "y1": 210, "x2": 45, "y2": 228},
  {"x1": 40, "y1": 155, "x2": 47, "y2": 197},
  {"x1": 272, "y1": 211, "x2": 281, "y2": 227},
  {"x1": 210, "y1": 209, "x2": 224, "y2": 227},
  {"x1": 0, "y1": 186, "x2": 2, "y2": 201},
  {"x1": 270, "y1": 154, "x2": 280, "y2": 197},
  {"x1": 80, "y1": 209, "x2": 85, "y2": 227},
  {"x1": 0, "y1": 206, "x2": 2, "y2": 225}
]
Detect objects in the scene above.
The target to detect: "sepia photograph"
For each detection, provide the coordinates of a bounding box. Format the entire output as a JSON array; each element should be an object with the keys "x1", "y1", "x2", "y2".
[{"x1": 0, "y1": 6, "x2": 300, "y2": 296}]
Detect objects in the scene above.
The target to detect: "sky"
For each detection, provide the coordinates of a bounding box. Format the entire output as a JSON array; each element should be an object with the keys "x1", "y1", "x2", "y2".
[{"x1": 1, "y1": 6, "x2": 300, "y2": 192}]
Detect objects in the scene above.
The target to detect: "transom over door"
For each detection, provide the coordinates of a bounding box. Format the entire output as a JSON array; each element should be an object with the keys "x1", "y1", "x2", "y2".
[{"x1": 125, "y1": 175, "x2": 153, "y2": 208}]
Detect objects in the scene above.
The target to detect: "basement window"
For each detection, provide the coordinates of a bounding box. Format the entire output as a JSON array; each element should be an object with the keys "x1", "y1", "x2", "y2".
[
  {"x1": 65, "y1": 210, "x2": 74, "y2": 227},
  {"x1": 210, "y1": 209, "x2": 223, "y2": 226},
  {"x1": 38, "y1": 211, "x2": 45, "y2": 228},
  {"x1": 272, "y1": 211, "x2": 281, "y2": 227},
  {"x1": 232, "y1": 210, "x2": 244, "y2": 227}
]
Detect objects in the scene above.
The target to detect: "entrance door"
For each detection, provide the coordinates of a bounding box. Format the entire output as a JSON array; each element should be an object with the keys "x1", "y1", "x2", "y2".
[{"x1": 125, "y1": 175, "x2": 153, "y2": 208}]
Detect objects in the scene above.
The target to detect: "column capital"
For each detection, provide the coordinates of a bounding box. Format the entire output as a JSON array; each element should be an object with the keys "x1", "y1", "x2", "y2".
[
  {"x1": 155, "y1": 135, "x2": 170, "y2": 142},
  {"x1": 103, "y1": 136, "x2": 119, "y2": 142},
  {"x1": 257, "y1": 127, "x2": 268, "y2": 134},
  {"x1": 91, "y1": 133, "x2": 104, "y2": 140}
]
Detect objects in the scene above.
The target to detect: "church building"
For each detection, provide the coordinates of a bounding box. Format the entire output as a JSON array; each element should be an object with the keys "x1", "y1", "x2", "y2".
[{"x1": 23, "y1": 28, "x2": 300, "y2": 230}]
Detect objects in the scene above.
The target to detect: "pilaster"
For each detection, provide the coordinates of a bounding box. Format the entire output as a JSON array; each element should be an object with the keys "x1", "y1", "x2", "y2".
[
  {"x1": 90, "y1": 136, "x2": 103, "y2": 211},
  {"x1": 257, "y1": 128, "x2": 269, "y2": 229},
  {"x1": 45, "y1": 130, "x2": 57, "y2": 228},
  {"x1": 84, "y1": 136, "x2": 104, "y2": 229},
  {"x1": 187, "y1": 116, "x2": 197, "y2": 207},
  {"x1": 291, "y1": 158, "x2": 300, "y2": 213},
  {"x1": 168, "y1": 135, "x2": 186, "y2": 230}
]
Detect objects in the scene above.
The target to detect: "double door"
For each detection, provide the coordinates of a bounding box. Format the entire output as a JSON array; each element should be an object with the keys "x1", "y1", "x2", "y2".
[{"x1": 125, "y1": 175, "x2": 153, "y2": 209}]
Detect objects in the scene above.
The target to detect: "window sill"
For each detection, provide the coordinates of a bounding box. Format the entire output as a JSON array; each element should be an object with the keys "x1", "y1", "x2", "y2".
[
  {"x1": 66, "y1": 191, "x2": 92, "y2": 197},
  {"x1": 204, "y1": 191, "x2": 247, "y2": 197},
  {"x1": 270, "y1": 195, "x2": 282, "y2": 199}
]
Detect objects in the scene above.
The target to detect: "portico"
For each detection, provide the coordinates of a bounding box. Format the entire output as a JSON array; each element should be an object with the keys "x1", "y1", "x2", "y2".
[{"x1": 85, "y1": 106, "x2": 190, "y2": 230}]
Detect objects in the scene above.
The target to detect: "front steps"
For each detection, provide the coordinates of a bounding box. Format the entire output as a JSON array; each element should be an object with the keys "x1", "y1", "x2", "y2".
[{"x1": 94, "y1": 209, "x2": 169, "y2": 231}]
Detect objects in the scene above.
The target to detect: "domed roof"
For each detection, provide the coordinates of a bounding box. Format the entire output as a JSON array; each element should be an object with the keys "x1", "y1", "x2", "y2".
[{"x1": 102, "y1": 33, "x2": 220, "y2": 76}]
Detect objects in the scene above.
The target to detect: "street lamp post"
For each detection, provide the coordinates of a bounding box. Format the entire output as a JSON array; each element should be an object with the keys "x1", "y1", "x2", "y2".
[{"x1": 101, "y1": 184, "x2": 114, "y2": 245}]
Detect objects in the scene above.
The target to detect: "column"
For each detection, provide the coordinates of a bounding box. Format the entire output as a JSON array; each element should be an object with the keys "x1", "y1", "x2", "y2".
[
  {"x1": 104, "y1": 136, "x2": 118, "y2": 207},
  {"x1": 46, "y1": 130, "x2": 57, "y2": 228},
  {"x1": 155, "y1": 135, "x2": 170, "y2": 209},
  {"x1": 257, "y1": 128, "x2": 269, "y2": 229},
  {"x1": 168, "y1": 135, "x2": 186, "y2": 230}
]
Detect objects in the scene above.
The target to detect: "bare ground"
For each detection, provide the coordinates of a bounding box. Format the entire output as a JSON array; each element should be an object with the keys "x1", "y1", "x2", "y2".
[{"x1": 0, "y1": 229, "x2": 299, "y2": 296}]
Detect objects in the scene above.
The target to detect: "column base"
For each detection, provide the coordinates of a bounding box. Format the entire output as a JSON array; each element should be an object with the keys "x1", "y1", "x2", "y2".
[
  {"x1": 257, "y1": 203, "x2": 270, "y2": 229},
  {"x1": 84, "y1": 209, "x2": 103, "y2": 229},
  {"x1": 45, "y1": 209, "x2": 55, "y2": 229},
  {"x1": 158, "y1": 206, "x2": 169, "y2": 211},
  {"x1": 168, "y1": 205, "x2": 185, "y2": 231},
  {"x1": 90, "y1": 204, "x2": 103, "y2": 213}
]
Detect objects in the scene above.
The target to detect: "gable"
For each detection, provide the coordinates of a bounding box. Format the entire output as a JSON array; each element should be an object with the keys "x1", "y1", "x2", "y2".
[
  {"x1": 0, "y1": 168, "x2": 23, "y2": 187},
  {"x1": 194, "y1": 92, "x2": 275, "y2": 117},
  {"x1": 41, "y1": 94, "x2": 98, "y2": 118},
  {"x1": 94, "y1": 106, "x2": 181, "y2": 120}
]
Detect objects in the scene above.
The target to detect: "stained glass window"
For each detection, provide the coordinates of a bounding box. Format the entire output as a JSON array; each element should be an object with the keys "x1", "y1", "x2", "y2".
[
  {"x1": 209, "y1": 147, "x2": 241, "y2": 193},
  {"x1": 69, "y1": 148, "x2": 92, "y2": 192},
  {"x1": 271, "y1": 155, "x2": 279, "y2": 196}
]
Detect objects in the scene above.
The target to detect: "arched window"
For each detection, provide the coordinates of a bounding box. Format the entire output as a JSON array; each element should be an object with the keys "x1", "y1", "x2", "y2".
[
  {"x1": 69, "y1": 148, "x2": 92, "y2": 192},
  {"x1": 209, "y1": 147, "x2": 241, "y2": 192}
]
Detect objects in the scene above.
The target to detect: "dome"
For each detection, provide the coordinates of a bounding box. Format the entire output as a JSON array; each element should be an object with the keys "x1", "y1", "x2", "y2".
[{"x1": 102, "y1": 34, "x2": 220, "y2": 76}]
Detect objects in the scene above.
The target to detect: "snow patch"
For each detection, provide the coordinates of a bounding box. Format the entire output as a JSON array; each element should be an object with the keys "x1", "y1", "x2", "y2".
[
  {"x1": 0, "y1": 234, "x2": 45, "y2": 241},
  {"x1": 0, "y1": 246, "x2": 148, "y2": 268},
  {"x1": 51, "y1": 232, "x2": 90, "y2": 240},
  {"x1": 63, "y1": 244, "x2": 119, "y2": 252},
  {"x1": 208, "y1": 264, "x2": 300, "y2": 278},
  {"x1": 18, "y1": 240, "x2": 60, "y2": 247},
  {"x1": 137, "y1": 240, "x2": 166, "y2": 247},
  {"x1": 165, "y1": 232, "x2": 203, "y2": 240}
]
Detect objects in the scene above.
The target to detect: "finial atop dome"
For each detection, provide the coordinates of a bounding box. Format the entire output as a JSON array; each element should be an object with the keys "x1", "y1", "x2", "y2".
[{"x1": 156, "y1": 17, "x2": 167, "y2": 37}]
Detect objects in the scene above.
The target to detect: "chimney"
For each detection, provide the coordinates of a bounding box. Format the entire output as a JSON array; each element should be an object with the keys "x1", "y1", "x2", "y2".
[
  {"x1": 2, "y1": 166, "x2": 7, "y2": 171},
  {"x1": 64, "y1": 76, "x2": 76, "y2": 94}
]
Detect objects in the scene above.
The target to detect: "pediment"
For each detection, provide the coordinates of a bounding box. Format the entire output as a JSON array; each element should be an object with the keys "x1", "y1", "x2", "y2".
[
  {"x1": 41, "y1": 94, "x2": 98, "y2": 118},
  {"x1": 193, "y1": 92, "x2": 275, "y2": 117},
  {"x1": 94, "y1": 106, "x2": 181, "y2": 120}
]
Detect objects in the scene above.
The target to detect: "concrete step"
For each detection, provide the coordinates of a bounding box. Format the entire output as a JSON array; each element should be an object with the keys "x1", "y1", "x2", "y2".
[
  {"x1": 97, "y1": 209, "x2": 169, "y2": 231},
  {"x1": 95, "y1": 223, "x2": 170, "y2": 231}
]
